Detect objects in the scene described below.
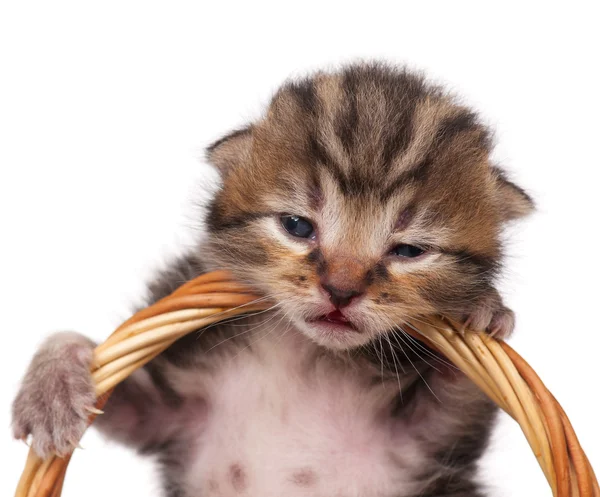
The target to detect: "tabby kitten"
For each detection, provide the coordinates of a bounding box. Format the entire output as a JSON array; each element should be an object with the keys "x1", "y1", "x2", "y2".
[{"x1": 13, "y1": 63, "x2": 533, "y2": 497}]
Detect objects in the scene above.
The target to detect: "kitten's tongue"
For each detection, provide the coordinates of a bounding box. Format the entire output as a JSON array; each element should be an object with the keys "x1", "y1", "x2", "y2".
[{"x1": 324, "y1": 310, "x2": 349, "y2": 324}]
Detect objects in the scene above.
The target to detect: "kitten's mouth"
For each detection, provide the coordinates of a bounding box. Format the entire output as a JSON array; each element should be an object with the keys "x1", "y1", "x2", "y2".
[{"x1": 308, "y1": 310, "x2": 359, "y2": 333}]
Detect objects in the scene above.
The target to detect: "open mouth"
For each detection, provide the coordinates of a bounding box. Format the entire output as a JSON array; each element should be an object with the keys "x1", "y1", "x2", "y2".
[{"x1": 309, "y1": 310, "x2": 359, "y2": 332}]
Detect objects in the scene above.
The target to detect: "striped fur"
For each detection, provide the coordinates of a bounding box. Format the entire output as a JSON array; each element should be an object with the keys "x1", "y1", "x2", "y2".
[
  {"x1": 205, "y1": 62, "x2": 533, "y2": 346},
  {"x1": 13, "y1": 62, "x2": 533, "y2": 496}
]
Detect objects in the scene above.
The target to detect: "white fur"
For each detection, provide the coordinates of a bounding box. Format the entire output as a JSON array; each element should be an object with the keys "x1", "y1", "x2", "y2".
[{"x1": 169, "y1": 327, "x2": 429, "y2": 497}]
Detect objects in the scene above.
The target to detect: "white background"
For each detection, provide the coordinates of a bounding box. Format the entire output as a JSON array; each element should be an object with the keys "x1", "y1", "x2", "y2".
[{"x1": 1, "y1": 1, "x2": 599, "y2": 496}]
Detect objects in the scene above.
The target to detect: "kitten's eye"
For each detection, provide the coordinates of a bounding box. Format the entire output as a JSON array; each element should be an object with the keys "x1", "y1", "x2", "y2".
[
  {"x1": 280, "y1": 215, "x2": 314, "y2": 238},
  {"x1": 390, "y1": 244, "x2": 425, "y2": 258}
]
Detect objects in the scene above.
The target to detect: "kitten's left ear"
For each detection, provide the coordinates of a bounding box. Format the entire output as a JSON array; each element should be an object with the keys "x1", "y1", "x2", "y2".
[
  {"x1": 206, "y1": 126, "x2": 253, "y2": 177},
  {"x1": 491, "y1": 167, "x2": 535, "y2": 221}
]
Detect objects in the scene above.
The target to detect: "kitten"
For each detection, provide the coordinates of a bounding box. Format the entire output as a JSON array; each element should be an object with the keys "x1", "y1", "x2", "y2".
[{"x1": 13, "y1": 62, "x2": 533, "y2": 497}]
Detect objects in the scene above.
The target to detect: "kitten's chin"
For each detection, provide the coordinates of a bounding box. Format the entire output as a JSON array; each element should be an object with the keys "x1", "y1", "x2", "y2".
[{"x1": 294, "y1": 317, "x2": 373, "y2": 351}]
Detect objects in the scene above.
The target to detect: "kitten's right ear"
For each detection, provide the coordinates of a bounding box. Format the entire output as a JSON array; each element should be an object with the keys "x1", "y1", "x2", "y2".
[
  {"x1": 206, "y1": 126, "x2": 253, "y2": 176},
  {"x1": 491, "y1": 167, "x2": 535, "y2": 222}
]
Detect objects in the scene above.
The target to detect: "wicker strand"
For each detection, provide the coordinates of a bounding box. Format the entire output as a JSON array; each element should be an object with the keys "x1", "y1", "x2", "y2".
[{"x1": 14, "y1": 272, "x2": 597, "y2": 497}]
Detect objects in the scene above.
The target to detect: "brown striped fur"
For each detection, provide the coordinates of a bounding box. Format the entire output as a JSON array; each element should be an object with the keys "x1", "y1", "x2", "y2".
[
  {"x1": 205, "y1": 62, "x2": 533, "y2": 348},
  {"x1": 13, "y1": 62, "x2": 533, "y2": 497}
]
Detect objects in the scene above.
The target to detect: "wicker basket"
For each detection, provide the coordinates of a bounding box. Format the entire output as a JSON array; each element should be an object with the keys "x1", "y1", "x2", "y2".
[{"x1": 15, "y1": 271, "x2": 599, "y2": 497}]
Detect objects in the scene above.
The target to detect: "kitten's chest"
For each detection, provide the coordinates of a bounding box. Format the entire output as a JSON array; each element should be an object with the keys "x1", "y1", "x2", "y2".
[{"x1": 172, "y1": 329, "x2": 427, "y2": 497}]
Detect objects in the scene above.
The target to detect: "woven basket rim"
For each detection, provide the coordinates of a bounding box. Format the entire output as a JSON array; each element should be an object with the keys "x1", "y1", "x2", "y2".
[{"x1": 15, "y1": 270, "x2": 599, "y2": 497}]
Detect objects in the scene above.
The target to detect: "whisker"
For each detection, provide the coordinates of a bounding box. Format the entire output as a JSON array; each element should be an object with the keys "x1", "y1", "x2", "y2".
[
  {"x1": 394, "y1": 329, "x2": 442, "y2": 374},
  {"x1": 375, "y1": 313, "x2": 442, "y2": 375},
  {"x1": 194, "y1": 291, "x2": 284, "y2": 335},
  {"x1": 230, "y1": 307, "x2": 288, "y2": 358},
  {"x1": 401, "y1": 323, "x2": 458, "y2": 371},
  {"x1": 203, "y1": 302, "x2": 283, "y2": 353},
  {"x1": 195, "y1": 293, "x2": 277, "y2": 326},
  {"x1": 198, "y1": 302, "x2": 280, "y2": 333},
  {"x1": 395, "y1": 335, "x2": 440, "y2": 403},
  {"x1": 377, "y1": 333, "x2": 385, "y2": 385},
  {"x1": 402, "y1": 316, "x2": 460, "y2": 352},
  {"x1": 384, "y1": 324, "x2": 440, "y2": 403},
  {"x1": 383, "y1": 332, "x2": 403, "y2": 398}
]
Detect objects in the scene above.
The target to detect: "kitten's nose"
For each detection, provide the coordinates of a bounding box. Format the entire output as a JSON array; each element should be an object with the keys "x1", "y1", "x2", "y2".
[
  {"x1": 320, "y1": 255, "x2": 367, "y2": 308},
  {"x1": 321, "y1": 283, "x2": 363, "y2": 308}
]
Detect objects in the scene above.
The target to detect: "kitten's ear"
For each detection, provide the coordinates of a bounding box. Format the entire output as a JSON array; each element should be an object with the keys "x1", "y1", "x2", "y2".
[
  {"x1": 492, "y1": 167, "x2": 535, "y2": 221},
  {"x1": 206, "y1": 126, "x2": 253, "y2": 176}
]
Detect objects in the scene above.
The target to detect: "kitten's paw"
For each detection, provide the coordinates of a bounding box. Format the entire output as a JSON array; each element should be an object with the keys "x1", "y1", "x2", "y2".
[
  {"x1": 463, "y1": 292, "x2": 515, "y2": 339},
  {"x1": 12, "y1": 332, "x2": 97, "y2": 459}
]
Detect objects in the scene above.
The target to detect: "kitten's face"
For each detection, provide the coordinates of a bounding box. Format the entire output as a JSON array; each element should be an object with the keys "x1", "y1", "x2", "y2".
[{"x1": 205, "y1": 64, "x2": 532, "y2": 350}]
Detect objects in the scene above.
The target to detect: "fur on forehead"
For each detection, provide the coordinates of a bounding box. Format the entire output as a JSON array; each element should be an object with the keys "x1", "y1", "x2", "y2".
[{"x1": 206, "y1": 62, "x2": 533, "y2": 236}]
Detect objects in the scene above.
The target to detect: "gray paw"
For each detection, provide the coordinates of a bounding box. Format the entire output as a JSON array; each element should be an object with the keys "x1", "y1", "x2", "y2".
[
  {"x1": 464, "y1": 291, "x2": 515, "y2": 339},
  {"x1": 12, "y1": 331, "x2": 97, "y2": 458}
]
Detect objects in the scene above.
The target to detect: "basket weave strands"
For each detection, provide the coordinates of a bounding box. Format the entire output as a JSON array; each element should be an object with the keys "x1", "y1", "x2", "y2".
[{"x1": 15, "y1": 271, "x2": 599, "y2": 497}]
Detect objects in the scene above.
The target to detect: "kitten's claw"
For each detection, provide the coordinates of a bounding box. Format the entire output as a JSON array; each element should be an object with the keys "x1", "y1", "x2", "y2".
[
  {"x1": 458, "y1": 316, "x2": 472, "y2": 335},
  {"x1": 488, "y1": 307, "x2": 515, "y2": 339},
  {"x1": 12, "y1": 332, "x2": 97, "y2": 459},
  {"x1": 85, "y1": 406, "x2": 104, "y2": 415},
  {"x1": 70, "y1": 440, "x2": 85, "y2": 450},
  {"x1": 464, "y1": 292, "x2": 515, "y2": 340}
]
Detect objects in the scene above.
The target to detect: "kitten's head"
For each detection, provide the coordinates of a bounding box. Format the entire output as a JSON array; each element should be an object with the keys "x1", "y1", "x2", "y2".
[{"x1": 204, "y1": 63, "x2": 533, "y2": 350}]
